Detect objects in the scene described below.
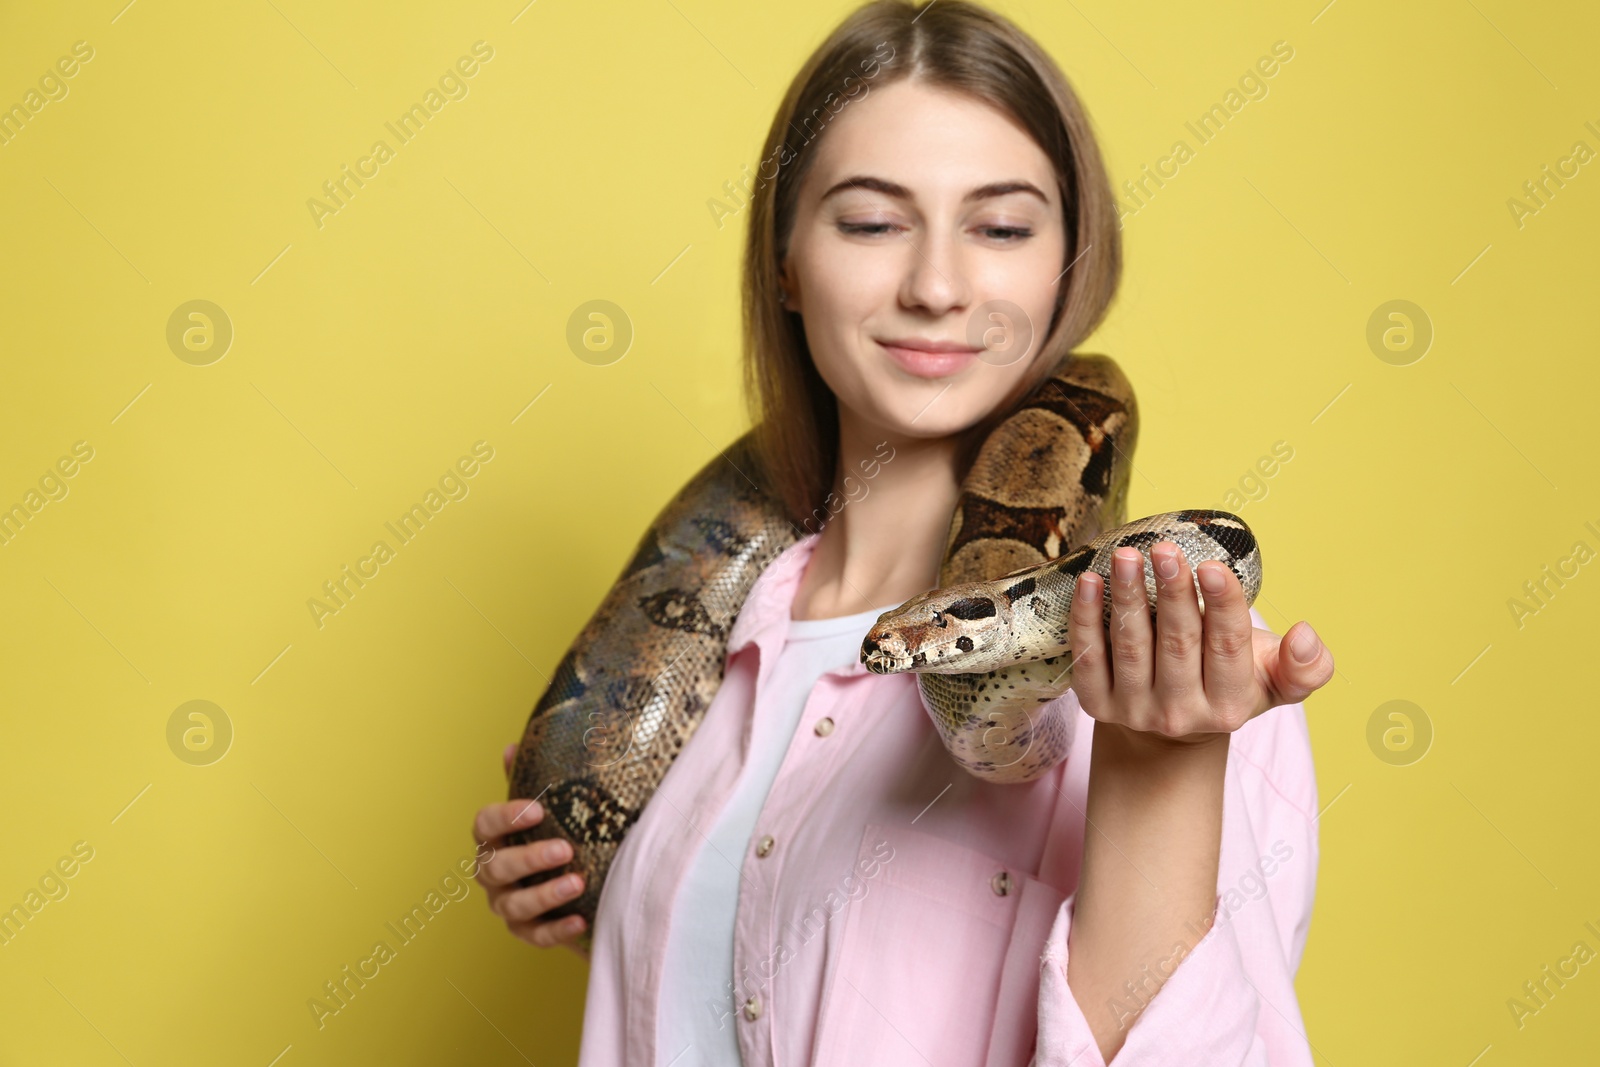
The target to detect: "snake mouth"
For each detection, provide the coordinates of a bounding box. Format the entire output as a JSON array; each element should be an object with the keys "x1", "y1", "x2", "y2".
[
  {"x1": 860, "y1": 630, "x2": 984, "y2": 675},
  {"x1": 860, "y1": 649, "x2": 920, "y2": 675},
  {"x1": 859, "y1": 634, "x2": 906, "y2": 674}
]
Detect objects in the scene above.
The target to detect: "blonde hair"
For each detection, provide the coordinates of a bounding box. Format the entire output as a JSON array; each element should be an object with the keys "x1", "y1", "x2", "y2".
[{"x1": 741, "y1": 0, "x2": 1123, "y2": 524}]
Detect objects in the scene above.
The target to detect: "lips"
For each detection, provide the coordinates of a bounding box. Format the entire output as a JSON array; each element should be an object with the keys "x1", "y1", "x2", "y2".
[{"x1": 877, "y1": 338, "x2": 982, "y2": 379}]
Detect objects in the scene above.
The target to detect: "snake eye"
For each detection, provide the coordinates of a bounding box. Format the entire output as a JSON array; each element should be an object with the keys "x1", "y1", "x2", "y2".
[{"x1": 932, "y1": 609, "x2": 946, "y2": 628}]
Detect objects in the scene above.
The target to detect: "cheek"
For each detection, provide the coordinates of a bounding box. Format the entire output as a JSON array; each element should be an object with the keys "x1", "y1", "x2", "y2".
[
  {"x1": 792, "y1": 243, "x2": 897, "y2": 401},
  {"x1": 799, "y1": 243, "x2": 897, "y2": 356},
  {"x1": 976, "y1": 247, "x2": 1063, "y2": 347}
]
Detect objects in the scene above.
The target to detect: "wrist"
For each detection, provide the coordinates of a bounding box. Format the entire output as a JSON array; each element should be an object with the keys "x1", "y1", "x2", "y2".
[{"x1": 1094, "y1": 719, "x2": 1231, "y2": 761}]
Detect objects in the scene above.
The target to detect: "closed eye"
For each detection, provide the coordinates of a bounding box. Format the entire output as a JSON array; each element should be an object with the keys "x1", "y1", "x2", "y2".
[
  {"x1": 978, "y1": 225, "x2": 1032, "y2": 241},
  {"x1": 838, "y1": 221, "x2": 899, "y2": 236}
]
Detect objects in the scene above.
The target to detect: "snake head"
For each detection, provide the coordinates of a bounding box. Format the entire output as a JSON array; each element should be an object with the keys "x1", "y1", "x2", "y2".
[{"x1": 860, "y1": 585, "x2": 1014, "y2": 675}]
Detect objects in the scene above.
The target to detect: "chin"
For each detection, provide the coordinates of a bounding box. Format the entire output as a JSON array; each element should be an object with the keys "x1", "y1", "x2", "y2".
[{"x1": 873, "y1": 390, "x2": 995, "y2": 439}]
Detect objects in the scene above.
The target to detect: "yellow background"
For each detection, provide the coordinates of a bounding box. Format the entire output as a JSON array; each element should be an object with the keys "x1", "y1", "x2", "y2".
[{"x1": 1, "y1": 0, "x2": 1596, "y2": 1063}]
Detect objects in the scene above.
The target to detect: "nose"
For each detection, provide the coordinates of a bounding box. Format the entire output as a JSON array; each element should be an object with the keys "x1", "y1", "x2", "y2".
[
  {"x1": 900, "y1": 227, "x2": 971, "y2": 317},
  {"x1": 860, "y1": 630, "x2": 910, "y2": 671}
]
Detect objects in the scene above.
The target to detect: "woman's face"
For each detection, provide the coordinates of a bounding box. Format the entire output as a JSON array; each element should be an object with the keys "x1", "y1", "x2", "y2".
[{"x1": 779, "y1": 77, "x2": 1068, "y2": 442}]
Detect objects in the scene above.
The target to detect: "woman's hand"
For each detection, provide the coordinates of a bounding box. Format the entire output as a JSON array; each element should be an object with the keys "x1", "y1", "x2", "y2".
[
  {"x1": 472, "y1": 743, "x2": 589, "y2": 957},
  {"x1": 1068, "y1": 542, "x2": 1334, "y2": 744}
]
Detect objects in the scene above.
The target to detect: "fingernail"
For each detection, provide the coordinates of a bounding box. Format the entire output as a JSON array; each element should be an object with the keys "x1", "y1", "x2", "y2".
[
  {"x1": 544, "y1": 840, "x2": 572, "y2": 864},
  {"x1": 515, "y1": 801, "x2": 542, "y2": 824},
  {"x1": 1153, "y1": 547, "x2": 1178, "y2": 580},
  {"x1": 1114, "y1": 549, "x2": 1140, "y2": 581},
  {"x1": 1290, "y1": 625, "x2": 1320, "y2": 664},
  {"x1": 562, "y1": 874, "x2": 583, "y2": 896},
  {"x1": 1198, "y1": 563, "x2": 1227, "y2": 595},
  {"x1": 565, "y1": 916, "x2": 586, "y2": 933}
]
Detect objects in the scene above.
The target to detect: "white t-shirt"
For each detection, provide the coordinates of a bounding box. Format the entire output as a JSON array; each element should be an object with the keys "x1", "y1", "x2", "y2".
[{"x1": 655, "y1": 602, "x2": 891, "y2": 1066}]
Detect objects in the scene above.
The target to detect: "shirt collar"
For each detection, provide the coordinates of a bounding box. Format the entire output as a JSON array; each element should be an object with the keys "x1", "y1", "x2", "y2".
[{"x1": 725, "y1": 531, "x2": 876, "y2": 679}]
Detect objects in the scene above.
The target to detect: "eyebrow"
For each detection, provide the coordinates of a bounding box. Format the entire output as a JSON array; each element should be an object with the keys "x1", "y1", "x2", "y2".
[{"x1": 819, "y1": 175, "x2": 1050, "y2": 206}]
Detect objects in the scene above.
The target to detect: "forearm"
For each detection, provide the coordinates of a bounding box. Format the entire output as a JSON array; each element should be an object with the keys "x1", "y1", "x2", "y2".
[{"x1": 1066, "y1": 721, "x2": 1229, "y2": 1062}]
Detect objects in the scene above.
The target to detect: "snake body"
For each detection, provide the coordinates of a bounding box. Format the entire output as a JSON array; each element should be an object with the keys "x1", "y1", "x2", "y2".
[
  {"x1": 507, "y1": 434, "x2": 795, "y2": 925},
  {"x1": 508, "y1": 353, "x2": 1259, "y2": 926}
]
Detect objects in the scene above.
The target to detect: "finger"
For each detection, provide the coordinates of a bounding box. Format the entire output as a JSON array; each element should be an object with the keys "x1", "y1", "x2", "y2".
[
  {"x1": 510, "y1": 913, "x2": 587, "y2": 949},
  {"x1": 495, "y1": 872, "x2": 586, "y2": 923},
  {"x1": 473, "y1": 799, "x2": 543, "y2": 847},
  {"x1": 1068, "y1": 571, "x2": 1111, "y2": 715},
  {"x1": 477, "y1": 836, "x2": 572, "y2": 889},
  {"x1": 1197, "y1": 561, "x2": 1256, "y2": 725},
  {"x1": 503, "y1": 743, "x2": 517, "y2": 778},
  {"x1": 1107, "y1": 547, "x2": 1154, "y2": 703},
  {"x1": 1151, "y1": 542, "x2": 1204, "y2": 718},
  {"x1": 1265, "y1": 621, "x2": 1335, "y2": 708}
]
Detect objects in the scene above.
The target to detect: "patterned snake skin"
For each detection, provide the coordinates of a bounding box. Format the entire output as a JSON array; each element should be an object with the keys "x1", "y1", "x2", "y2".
[
  {"x1": 861, "y1": 511, "x2": 1262, "y2": 781},
  {"x1": 507, "y1": 352, "x2": 1262, "y2": 927}
]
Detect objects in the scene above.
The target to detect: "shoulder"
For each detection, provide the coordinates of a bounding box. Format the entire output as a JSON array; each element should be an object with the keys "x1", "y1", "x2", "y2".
[
  {"x1": 1046, "y1": 351, "x2": 1138, "y2": 418},
  {"x1": 1057, "y1": 351, "x2": 1134, "y2": 392},
  {"x1": 1232, "y1": 697, "x2": 1317, "y2": 825},
  {"x1": 1229, "y1": 607, "x2": 1319, "y2": 825},
  {"x1": 1046, "y1": 352, "x2": 1140, "y2": 467}
]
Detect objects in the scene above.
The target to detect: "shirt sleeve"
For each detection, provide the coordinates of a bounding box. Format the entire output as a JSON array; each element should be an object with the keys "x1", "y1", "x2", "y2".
[{"x1": 1031, "y1": 697, "x2": 1320, "y2": 1066}]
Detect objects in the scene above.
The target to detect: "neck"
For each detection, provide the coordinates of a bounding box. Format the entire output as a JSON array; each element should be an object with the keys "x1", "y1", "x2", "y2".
[{"x1": 789, "y1": 413, "x2": 964, "y2": 621}]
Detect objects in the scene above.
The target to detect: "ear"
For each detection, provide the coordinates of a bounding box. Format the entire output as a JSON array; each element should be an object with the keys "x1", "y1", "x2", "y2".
[{"x1": 777, "y1": 258, "x2": 798, "y2": 312}]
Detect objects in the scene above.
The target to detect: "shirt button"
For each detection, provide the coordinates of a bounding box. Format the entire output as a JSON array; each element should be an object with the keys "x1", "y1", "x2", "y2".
[
  {"x1": 814, "y1": 716, "x2": 835, "y2": 737},
  {"x1": 743, "y1": 994, "x2": 762, "y2": 1021},
  {"x1": 755, "y1": 834, "x2": 776, "y2": 858},
  {"x1": 991, "y1": 870, "x2": 1013, "y2": 896}
]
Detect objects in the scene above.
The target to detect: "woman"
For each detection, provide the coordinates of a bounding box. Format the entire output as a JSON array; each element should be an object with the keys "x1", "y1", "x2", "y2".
[{"x1": 472, "y1": 2, "x2": 1335, "y2": 1063}]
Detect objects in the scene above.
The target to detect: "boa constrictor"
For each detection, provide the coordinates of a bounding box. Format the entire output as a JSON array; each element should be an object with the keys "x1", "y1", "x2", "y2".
[{"x1": 507, "y1": 353, "x2": 1263, "y2": 926}]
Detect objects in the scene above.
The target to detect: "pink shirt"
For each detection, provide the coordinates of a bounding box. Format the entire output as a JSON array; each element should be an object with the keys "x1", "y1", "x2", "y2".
[{"x1": 577, "y1": 531, "x2": 1319, "y2": 1066}]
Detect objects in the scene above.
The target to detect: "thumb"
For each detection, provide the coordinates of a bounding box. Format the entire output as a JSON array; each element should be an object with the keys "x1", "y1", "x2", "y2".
[
  {"x1": 503, "y1": 743, "x2": 517, "y2": 779},
  {"x1": 1268, "y1": 622, "x2": 1334, "y2": 707}
]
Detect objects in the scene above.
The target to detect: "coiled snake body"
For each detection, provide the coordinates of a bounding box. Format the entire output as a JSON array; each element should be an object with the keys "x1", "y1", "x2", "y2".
[{"x1": 508, "y1": 354, "x2": 1262, "y2": 925}]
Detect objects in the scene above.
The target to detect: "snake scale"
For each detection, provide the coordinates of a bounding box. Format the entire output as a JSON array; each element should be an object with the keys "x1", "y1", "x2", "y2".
[{"x1": 508, "y1": 353, "x2": 1263, "y2": 927}]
